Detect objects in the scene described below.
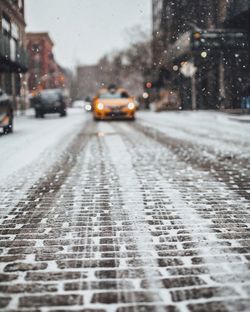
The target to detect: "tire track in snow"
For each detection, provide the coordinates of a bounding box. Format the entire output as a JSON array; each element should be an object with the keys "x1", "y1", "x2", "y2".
[
  {"x1": 99, "y1": 122, "x2": 169, "y2": 309},
  {"x1": 132, "y1": 120, "x2": 250, "y2": 202},
  {"x1": 114, "y1": 122, "x2": 250, "y2": 311}
]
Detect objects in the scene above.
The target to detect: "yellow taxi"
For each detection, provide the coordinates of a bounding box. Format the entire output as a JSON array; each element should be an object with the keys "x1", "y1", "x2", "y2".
[{"x1": 93, "y1": 86, "x2": 136, "y2": 121}]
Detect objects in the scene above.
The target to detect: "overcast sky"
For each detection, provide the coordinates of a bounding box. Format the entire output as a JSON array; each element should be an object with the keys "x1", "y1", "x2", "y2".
[{"x1": 25, "y1": 0, "x2": 151, "y2": 69}]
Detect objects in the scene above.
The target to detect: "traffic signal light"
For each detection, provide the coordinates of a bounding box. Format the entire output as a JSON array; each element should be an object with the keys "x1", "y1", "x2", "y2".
[{"x1": 145, "y1": 82, "x2": 152, "y2": 89}]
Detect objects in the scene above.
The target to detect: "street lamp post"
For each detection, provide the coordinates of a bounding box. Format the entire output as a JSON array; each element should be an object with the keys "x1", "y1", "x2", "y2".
[
  {"x1": 191, "y1": 74, "x2": 197, "y2": 110},
  {"x1": 180, "y1": 60, "x2": 197, "y2": 110}
]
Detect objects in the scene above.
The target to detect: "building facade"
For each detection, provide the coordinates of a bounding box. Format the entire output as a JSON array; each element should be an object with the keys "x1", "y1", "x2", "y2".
[
  {"x1": 76, "y1": 65, "x2": 100, "y2": 100},
  {"x1": 0, "y1": 0, "x2": 28, "y2": 107},
  {"x1": 76, "y1": 61, "x2": 144, "y2": 102},
  {"x1": 152, "y1": 0, "x2": 250, "y2": 109},
  {"x1": 27, "y1": 32, "x2": 69, "y2": 93}
]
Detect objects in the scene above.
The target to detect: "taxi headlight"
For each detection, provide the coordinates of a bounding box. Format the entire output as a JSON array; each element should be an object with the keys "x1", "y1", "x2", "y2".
[
  {"x1": 97, "y1": 103, "x2": 104, "y2": 110},
  {"x1": 128, "y1": 102, "x2": 135, "y2": 110}
]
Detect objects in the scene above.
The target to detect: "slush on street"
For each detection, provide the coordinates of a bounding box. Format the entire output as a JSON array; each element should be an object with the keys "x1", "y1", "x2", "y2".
[{"x1": 0, "y1": 1, "x2": 250, "y2": 311}]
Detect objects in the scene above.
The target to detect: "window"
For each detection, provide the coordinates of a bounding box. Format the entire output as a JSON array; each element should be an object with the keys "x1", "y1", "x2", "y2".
[
  {"x1": 18, "y1": 0, "x2": 23, "y2": 9},
  {"x1": 10, "y1": 38, "x2": 16, "y2": 61},
  {"x1": 99, "y1": 92, "x2": 129, "y2": 99},
  {"x1": 32, "y1": 44, "x2": 41, "y2": 53},
  {"x1": 2, "y1": 15, "x2": 11, "y2": 34},
  {"x1": 12, "y1": 23, "x2": 19, "y2": 40}
]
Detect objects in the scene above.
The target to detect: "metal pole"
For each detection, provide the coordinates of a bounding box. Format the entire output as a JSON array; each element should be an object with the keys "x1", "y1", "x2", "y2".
[
  {"x1": 219, "y1": 51, "x2": 226, "y2": 109},
  {"x1": 11, "y1": 73, "x2": 17, "y2": 111},
  {"x1": 191, "y1": 74, "x2": 197, "y2": 110}
]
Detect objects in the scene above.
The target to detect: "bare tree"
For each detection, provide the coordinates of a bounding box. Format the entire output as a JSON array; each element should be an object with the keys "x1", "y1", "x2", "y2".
[{"x1": 94, "y1": 26, "x2": 152, "y2": 96}]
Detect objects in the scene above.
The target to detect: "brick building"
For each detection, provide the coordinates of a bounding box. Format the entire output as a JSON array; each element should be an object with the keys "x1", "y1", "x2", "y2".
[
  {"x1": 152, "y1": 0, "x2": 250, "y2": 110},
  {"x1": 0, "y1": 0, "x2": 28, "y2": 107},
  {"x1": 27, "y1": 32, "x2": 69, "y2": 93}
]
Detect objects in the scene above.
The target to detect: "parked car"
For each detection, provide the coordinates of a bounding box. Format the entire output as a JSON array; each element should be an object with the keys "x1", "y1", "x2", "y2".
[
  {"x1": 71, "y1": 100, "x2": 92, "y2": 112},
  {"x1": 72, "y1": 100, "x2": 85, "y2": 108},
  {"x1": 0, "y1": 90, "x2": 13, "y2": 134},
  {"x1": 92, "y1": 86, "x2": 136, "y2": 121},
  {"x1": 84, "y1": 96, "x2": 92, "y2": 112},
  {"x1": 151, "y1": 90, "x2": 181, "y2": 112},
  {"x1": 31, "y1": 89, "x2": 67, "y2": 118},
  {"x1": 84, "y1": 102, "x2": 92, "y2": 112}
]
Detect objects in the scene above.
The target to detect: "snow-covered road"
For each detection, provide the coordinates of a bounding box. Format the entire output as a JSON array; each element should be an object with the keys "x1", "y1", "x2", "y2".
[
  {"x1": 138, "y1": 111, "x2": 250, "y2": 157},
  {"x1": 0, "y1": 108, "x2": 87, "y2": 180},
  {"x1": 0, "y1": 110, "x2": 249, "y2": 312},
  {"x1": 0, "y1": 108, "x2": 88, "y2": 217}
]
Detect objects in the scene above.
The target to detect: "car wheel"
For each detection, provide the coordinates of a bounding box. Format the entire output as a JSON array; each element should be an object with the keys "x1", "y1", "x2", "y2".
[
  {"x1": 60, "y1": 109, "x2": 67, "y2": 117},
  {"x1": 8, "y1": 122, "x2": 13, "y2": 133},
  {"x1": 3, "y1": 123, "x2": 13, "y2": 134},
  {"x1": 35, "y1": 110, "x2": 40, "y2": 118}
]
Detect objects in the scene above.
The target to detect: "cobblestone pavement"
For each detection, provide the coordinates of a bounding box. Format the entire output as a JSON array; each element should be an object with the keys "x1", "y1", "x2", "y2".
[{"x1": 0, "y1": 114, "x2": 250, "y2": 312}]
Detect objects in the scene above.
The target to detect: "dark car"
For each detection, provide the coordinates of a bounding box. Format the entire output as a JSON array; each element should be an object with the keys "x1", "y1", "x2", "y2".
[
  {"x1": 31, "y1": 89, "x2": 67, "y2": 118},
  {"x1": 0, "y1": 90, "x2": 13, "y2": 134}
]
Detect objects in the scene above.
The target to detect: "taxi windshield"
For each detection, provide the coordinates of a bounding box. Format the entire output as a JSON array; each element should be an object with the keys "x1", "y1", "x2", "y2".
[{"x1": 99, "y1": 92, "x2": 129, "y2": 99}]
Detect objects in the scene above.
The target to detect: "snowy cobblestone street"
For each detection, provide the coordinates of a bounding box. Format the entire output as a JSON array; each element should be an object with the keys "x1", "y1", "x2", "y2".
[{"x1": 0, "y1": 110, "x2": 250, "y2": 312}]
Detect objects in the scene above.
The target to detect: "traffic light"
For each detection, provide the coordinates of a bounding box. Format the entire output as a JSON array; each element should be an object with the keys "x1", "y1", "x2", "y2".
[{"x1": 145, "y1": 82, "x2": 152, "y2": 89}]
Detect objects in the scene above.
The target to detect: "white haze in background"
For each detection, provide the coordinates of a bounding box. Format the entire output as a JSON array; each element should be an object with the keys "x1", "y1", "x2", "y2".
[{"x1": 25, "y1": 0, "x2": 151, "y2": 69}]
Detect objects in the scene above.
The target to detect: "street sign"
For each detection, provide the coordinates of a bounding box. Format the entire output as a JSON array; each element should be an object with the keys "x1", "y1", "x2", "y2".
[{"x1": 192, "y1": 30, "x2": 247, "y2": 51}]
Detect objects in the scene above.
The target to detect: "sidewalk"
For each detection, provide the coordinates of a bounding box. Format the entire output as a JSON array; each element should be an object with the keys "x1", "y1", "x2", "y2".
[
  {"x1": 220, "y1": 108, "x2": 250, "y2": 115},
  {"x1": 228, "y1": 116, "x2": 250, "y2": 123},
  {"x1": 14, "y1": 108, "x2": 34, "y2": 118}
]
